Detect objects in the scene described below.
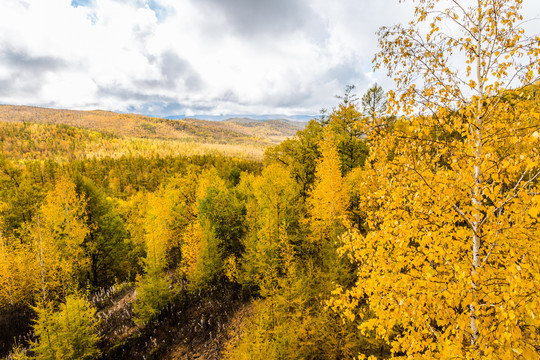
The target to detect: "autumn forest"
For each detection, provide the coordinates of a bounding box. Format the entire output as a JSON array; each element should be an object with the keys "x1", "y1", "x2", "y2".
[{"x1": 1, "y1": 0, "x2": 540, "y2": 359}]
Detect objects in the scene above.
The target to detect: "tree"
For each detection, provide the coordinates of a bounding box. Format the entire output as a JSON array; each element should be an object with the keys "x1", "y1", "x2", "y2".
[
  {"x1": 0, "y1": 214, "x2": 13, "y2": 307},
  {"x1": 0, "y1": 212, "x2": 39, "y2": 309},
  {"x1": 141, "y1": 191, "x2": 173, "y2": 271},
  {"x1": 75, "y1": 176, "x2": 130, "y2": 288},
  {"x1": 36, "y1": 177, "x2": 89, "y2": 300},
  {"x1": 336, "y1": 84, "x2": 359, "y2": 106},
  {"x1": 308, "y1": 133, "x2": 348, "y2": 243},
  {"x1": 133, "y1": 190, "x2": 176, "y2": 324},
  {"x1": 31, "y1": 294, "x2": 100, "y2": 360},
  {"x1": 165, "y1": 171, "x2": 199, "y2": 266},
  {"x1": 337, "y1": 0, "x2": 540, "y2": 358},
  {"x1": 133, "y1": 264, "x2": 174, "y2": 325},
  {"x1": 0, "y1": 156, "x2": 42, "y2": 237},
  {"x1": 361, "y1": 83, "x2": 387, "y2": 121},
  {"x1": 265, "y1": 120, "x2": 323, "y2": 202},
  {"x1": 192, "y1": 168, "x2": 245, "y2": 285},
  {"x1": 117, "y1": 191, "x2": 147, "y2": 278},
  {"x1": 31, "y1": 301, "x2": 58, "y2": 360},
  {"x1": 179, "y1": 222, "x2": 203, "y2": 280},
  {"x1": 327, "y1": 95, "x2": 369, "y2": 174},
  {"x1": 239, "y1": 164, "x2": 300, "y2": 291}
]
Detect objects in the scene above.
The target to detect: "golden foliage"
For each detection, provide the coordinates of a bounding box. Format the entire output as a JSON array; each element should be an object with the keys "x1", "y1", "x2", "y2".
[
  {"x1": 179, "y1": 222, "x2": 203, "y2": 279},
  {"x1": 308, "y1": 133, "x2": 348, "y2": 241},
  {"x1": 336, "y1": 0, "x2": 540, "y2": 357},
  {"x1": 35, "y1": 176, "x2": 90, "y2": 300}
]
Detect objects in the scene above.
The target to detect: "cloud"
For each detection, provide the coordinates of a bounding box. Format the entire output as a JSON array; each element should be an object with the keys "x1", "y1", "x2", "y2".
[
  {"x1": 146, "y1": 0, "x2": 170, "y2": 22},
  {"x1": 1, "y1": 47, "x2": 66, "y2": 72},
  {"x1": 137, "y1": 51, "x2": 203, "y2": 91},
  {"x1": 1, "y1": 0, "x2": 539, "y2": 117},
  {"x1": 195, "y1": 0, "x2": 327, "y2": 41},
  {"x1": 324, "y1": 61, "x2": 368, "y2": 91},
  {"x1": 0, "y1": 47, "x2": 68, "y2": 96},
  {"x1": 0, "y1": 0, "x2": 409, "y2": 115}
]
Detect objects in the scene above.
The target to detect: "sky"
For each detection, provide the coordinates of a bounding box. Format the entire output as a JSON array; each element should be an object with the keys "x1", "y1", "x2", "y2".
[{"x1": 0, "y1": 0, "x2": 539, "y2": 119}]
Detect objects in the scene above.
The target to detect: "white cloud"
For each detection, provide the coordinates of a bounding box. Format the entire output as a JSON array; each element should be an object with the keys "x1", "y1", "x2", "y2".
[{"x1": 0, "y1": 0, "x2": 539, "y2": 117}]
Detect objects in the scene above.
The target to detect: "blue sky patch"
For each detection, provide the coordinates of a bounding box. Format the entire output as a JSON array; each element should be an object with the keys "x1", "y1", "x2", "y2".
[
  {"x1": 71, "y1": 0, "x2": 92, "y2": 8},
  {"x1": 147, "y1": 0, "x2": 168, "y2": 22}
]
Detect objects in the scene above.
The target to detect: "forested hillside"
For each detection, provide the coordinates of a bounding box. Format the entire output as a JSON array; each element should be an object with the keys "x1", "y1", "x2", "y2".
[
  {"x1": 0, "y1": 105, "x2": 304, "y2": 150},
  {"x1": 0, "y1": 106, "x2": 306, "y2": 161},
  {"x1": 1, "y1": 1, "x2": 540, "y2": 359}
]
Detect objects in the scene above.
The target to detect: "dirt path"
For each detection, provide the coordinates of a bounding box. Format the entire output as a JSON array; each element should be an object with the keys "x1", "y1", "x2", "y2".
[{"x1": 97, "y1": 283, "x2": 252, "y2": 360}]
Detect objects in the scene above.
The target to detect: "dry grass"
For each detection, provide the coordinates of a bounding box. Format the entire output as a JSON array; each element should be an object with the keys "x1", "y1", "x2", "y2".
[{"x1": 83, "y1": 137, "x2": 266, "y2": 161}]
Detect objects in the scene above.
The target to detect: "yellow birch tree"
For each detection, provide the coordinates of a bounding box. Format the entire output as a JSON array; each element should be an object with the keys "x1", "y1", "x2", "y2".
[{"x1": 336, "y1": 0, "x2": 540, "y2": 358}]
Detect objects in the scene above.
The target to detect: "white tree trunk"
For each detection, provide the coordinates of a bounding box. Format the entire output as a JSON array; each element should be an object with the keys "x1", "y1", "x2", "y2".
[{"x1": 470, "y1": 1, "x2": 484, "y2": 347}]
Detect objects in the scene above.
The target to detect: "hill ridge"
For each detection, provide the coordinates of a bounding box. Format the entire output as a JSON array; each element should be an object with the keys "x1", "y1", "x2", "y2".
[{"x1": 0, "y1": 105, "x2": 305, "y2": 145}]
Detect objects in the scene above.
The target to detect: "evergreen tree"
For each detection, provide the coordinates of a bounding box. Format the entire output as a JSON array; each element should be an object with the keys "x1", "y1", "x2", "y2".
[
  {"x1": 31, "y1": 294, "x2": 99, "y2": 360},
  {"x1": 75, "y1": 176, "x2": 130, "y2": 288},
  {"x1": 361, "y1": 83, "x2": 387, "y2": 122}
]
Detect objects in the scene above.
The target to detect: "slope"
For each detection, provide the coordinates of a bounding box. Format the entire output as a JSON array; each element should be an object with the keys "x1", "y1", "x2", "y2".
[{"x1": 0, "y1": 105, "x2": 304, "y2": 145}]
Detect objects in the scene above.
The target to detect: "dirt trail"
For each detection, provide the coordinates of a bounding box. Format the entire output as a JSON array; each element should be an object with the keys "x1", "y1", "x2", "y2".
[{"x1": 97, "y1": 283, "x2": 252, "y2": 360}]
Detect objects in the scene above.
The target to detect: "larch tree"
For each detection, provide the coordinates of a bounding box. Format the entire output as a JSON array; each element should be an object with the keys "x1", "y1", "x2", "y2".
[
  {"x1": 0, "y1": 228, "x2": 13, "y2": 307},
  {"x1": 37, "y1": 176, "x2": 89, "y2": 300},
  {"x1": 0, "y1": 209, "x2": 39, "y2": 309},
  {"x1": 133, "y1": 190, "x2": 175, "y2": 324},
  {"x1": 193, "y1": 168, "x2": 246, "y2": 285},
  {"x1": 32, "y1": 293, "x2": 100, "y2": 360},
  {"x1": 165, "y1": 171, "x2": 199, "y2": 266},
  {"x1": 361, "y1": 83, "x2": 387, "y2": 122},
  {"x1": 179, "y1": 221, "x2": 203, "y2": 280},
  {"x1": 264, "y1": 119, "x2": 324, "y2": 202},
  {"x1": 142, "y1": 190, "x2": 173, "y2": 271},
  {"x1": 0, "y1": 203, "x2": 13, "y2": 307},
  {"x1": 308, "y1": 132, "x2": 349, "y2": 243},
  {"x1": 240, "y1": 163, "x2": 300, "y2": 292},
  {"x1": 75, "y1": 176, "x2": 130, "y2": 289},
  {"x1": 327, "y1": 98, "x2": 369, "y2": 174},
  {"x1": 336, "y1": 0, "x2": 540, "y2": 358}
]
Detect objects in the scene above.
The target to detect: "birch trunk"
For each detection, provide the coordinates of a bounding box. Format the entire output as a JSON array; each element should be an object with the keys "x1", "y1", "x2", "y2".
[{"x1": 470, "y1": 1, "x2": 484, "y2": 347}]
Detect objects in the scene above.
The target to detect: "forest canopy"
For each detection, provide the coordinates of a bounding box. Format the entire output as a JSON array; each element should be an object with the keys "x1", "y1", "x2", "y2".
[{"x1": 1, "y1": 0, "x2": 540, "y2": 359}]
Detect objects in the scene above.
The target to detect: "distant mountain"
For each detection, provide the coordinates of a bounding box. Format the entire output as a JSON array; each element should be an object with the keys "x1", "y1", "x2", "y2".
[
  {"x1": 181, "y1": 117, "x2": 306, "y2": 144},
  {"x1": 165, "y1": 114, "x2": 317, "y2": 122}
]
